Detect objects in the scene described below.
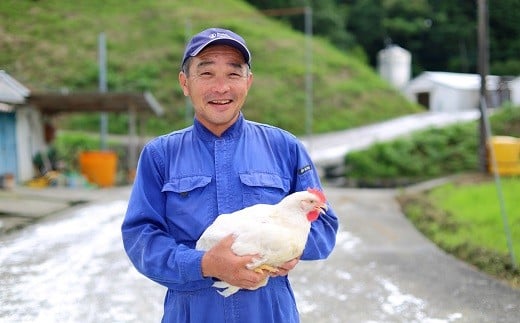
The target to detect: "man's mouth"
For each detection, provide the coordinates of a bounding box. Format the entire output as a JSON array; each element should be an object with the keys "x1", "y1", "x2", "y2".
[{"x1": 209, "y1": 99, "x2": 232, "y2": 105}]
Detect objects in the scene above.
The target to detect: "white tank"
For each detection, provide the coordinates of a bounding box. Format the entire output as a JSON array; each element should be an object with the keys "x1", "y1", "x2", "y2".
[{"x1": 377, "y1": 45, "x2": 411, "y2": 89}]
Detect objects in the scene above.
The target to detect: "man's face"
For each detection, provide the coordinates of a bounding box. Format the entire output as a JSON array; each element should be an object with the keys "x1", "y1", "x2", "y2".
[{"x1": 179, "y1": 44, "x2": 253, "y2": 136}]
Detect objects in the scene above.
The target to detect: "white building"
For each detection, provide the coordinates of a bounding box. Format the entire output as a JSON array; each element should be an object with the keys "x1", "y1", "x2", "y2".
[
  {"x1": 377, "y1": 46, "x2": 520, "y2": 112},
  {"x1": 510, "y1": 77, "x2": 520, "y2": 106},
  {"x1": 403, "y1": 72, "x2": 506, "y2": 111}
]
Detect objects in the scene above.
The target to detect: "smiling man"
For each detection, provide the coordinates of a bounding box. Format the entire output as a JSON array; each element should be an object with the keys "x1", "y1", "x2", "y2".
[{"x1": 121, "y1": 28, "x2": 338, "y2": 323}]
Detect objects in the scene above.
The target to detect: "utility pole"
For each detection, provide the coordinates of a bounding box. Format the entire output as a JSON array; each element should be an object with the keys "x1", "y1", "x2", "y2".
[
  {"x1": 477, "y1": 0, "x2": 489, "y2": 172},
  {"x1": 184, "y1": 20, "x2": 193, "y2": 126},
  {"x1": 304, "y1": 6, "x2": 313, "y2": 139},
  {"x1": 98, "y1": 32, "x2": 108, "y2": 150},
  {"x1": 477, "y1": 0, "x2": 517, "y2": 270}
]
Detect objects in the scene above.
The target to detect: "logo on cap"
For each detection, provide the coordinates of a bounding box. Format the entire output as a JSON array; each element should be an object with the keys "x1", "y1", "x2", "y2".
[{"x1": 210, "y1": 32, "x2": 229, "y2": 39}]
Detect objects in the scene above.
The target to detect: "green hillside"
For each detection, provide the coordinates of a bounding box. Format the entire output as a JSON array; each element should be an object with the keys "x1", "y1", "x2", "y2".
[{"x1": 0, "y1": 0, "x2": 421, "y2": 136}]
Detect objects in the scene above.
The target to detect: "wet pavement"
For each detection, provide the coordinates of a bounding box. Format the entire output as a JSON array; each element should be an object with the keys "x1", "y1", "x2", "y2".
[
  {"x1": 0, "y1": 186, "x2": 130, "y2": 234},
  {"x1": 0, "y1": 187, "x2": 165, "y2": 322},
  {"x1": 0, "y1": 184, "x2": 518, "y2": 322}
]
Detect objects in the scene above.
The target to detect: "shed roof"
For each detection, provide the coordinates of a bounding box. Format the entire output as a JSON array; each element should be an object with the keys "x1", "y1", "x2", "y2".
[
  {"x1": 1, "y1": 70, "x2": 165, "y2": 116},
  {"x1": 28, "y1": 91, "x2": 165, "y2": 116},
  {"x1": 405, "y1": 71, "x2": 501, "y2": 93},
  {"x1": 0, "y1": 70, "x2": 30, "y2": 104}
]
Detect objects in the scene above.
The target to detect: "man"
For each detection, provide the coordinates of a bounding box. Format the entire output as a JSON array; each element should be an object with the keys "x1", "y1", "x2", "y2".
[{"x1": 122, "y1": 27, "x2": 338, "y2": 323}]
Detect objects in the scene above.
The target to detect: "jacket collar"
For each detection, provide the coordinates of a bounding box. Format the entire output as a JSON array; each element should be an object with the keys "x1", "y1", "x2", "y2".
[{"x1": 193, "y1": 112, "x2": 244, "y2": 141}]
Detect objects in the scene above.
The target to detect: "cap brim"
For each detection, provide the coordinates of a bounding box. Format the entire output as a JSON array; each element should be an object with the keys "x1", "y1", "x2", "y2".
[{"x1": 192, "y1": 38, "x2": 251, "y2": 66}]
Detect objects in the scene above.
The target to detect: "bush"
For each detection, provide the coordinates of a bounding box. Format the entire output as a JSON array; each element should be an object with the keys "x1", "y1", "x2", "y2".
[
  {"x1": 53, "y1": 133, "x2": 100, "y2": 171},
  {"x1": 344, "y1": 106, "x2": 520, "y2": 186},
  {"x1": 490, "y1": 104, "x2": 520, "y2": 137},
  {"x1": 344, "y1": 122, "x2": 479, "y2": 185}
]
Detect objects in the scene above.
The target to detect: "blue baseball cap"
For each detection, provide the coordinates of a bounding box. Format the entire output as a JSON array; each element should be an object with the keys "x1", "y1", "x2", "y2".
[{"x1": 181, "y1": 28, "x2": 251, "y2": 68}]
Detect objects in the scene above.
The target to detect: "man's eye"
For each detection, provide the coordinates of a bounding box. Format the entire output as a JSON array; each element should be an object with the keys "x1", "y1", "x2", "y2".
[{"x1": 197, "y1": 72, "x2": 213, "y2": 78}]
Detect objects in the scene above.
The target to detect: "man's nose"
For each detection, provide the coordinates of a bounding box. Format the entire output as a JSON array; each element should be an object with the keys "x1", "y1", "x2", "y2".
[{"x1": 210, "y1": 76, "x2": 231, "y2": 93}]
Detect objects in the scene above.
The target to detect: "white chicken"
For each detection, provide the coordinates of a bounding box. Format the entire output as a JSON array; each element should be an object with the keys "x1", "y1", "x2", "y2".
[{"x1": 195, "y1": 188, "x2": 328, "y2": 297}]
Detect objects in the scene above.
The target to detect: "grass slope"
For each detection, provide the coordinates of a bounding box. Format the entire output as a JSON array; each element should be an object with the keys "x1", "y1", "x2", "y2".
[{"x1": 0, "y1": 0, "x2": 421, "y2": 136}]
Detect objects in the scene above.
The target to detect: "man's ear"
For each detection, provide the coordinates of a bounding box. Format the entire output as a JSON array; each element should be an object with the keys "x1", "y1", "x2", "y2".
[
  {"x1": 247, "y1": 72, "x2": 254, "y2": 90},
  {"x1": 179, "y1": 71, "x2": 189, "y2": 96}
]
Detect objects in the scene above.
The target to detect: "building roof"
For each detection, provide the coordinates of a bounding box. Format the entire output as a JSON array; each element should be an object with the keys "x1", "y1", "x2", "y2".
[
  {"x1": 28, "y1": 91, "x2": 165, "y2": 116},
  {"x1": 408, "y1": 72, "x2": 500, "y2": 91},
  {"x1": 1, "y1": 70, "x2": 165, "y2": 116},
  {"x1": 0, "y1": 70, "x2": 30, "y2": 104}
]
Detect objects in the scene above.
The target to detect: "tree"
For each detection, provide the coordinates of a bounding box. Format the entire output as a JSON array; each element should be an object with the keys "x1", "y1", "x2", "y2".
[
  {"x1": 246, "y1": 0, "x2": 356, "y2": 51},
  {"x1": 345, "y1": 0, "x2": 386, "y2": 66},
  {"x1": 488, "y1": 0, "x2": 520, "y2": 75},
  {"x1": 246, "y1": 0, "x2": 520, "y2": 76}
]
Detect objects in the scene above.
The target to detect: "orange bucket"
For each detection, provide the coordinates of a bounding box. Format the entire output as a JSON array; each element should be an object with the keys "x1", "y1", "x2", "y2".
[{"x1": 79, "y1": 151, "x2": 118, "y2": 187}]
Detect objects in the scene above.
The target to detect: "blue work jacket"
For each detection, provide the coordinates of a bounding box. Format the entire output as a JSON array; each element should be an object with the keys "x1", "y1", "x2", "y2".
[{"x1": 122, "y1": 114, "x2": 338, "y2": 323}]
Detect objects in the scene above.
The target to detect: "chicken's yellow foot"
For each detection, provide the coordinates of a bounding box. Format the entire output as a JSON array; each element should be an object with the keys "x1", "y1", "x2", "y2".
[{"x1": 253, "y1": 264, "x2": 279, "y2": 274}]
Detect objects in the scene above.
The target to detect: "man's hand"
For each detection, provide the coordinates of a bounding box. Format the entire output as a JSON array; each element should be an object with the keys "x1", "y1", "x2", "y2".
[
  {"x1": 270, "y1": 257, "x2": 300, "y2": 277},
  {"x1": 201, "y1": 235, "x2": 267, "y2": 289}
]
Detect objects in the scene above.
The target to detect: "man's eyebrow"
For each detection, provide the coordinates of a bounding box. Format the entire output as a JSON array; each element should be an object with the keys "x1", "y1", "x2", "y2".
[
  {"x1": 195, "y1": 60, "x2": 245, "y2": 70},
  {"x1": 229, "y1": 62, "x2": 244, "y2": 69},
  {"x1": 195, "y1": 60, "x2": 214, "y2": 69}
]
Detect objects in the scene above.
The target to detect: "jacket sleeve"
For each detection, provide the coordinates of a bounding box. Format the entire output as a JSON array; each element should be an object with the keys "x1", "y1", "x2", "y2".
[
  {"x1": 292, "y1": 140, "x2": 339, "y2": 261},
  {"x1": 121, "y1": 142, "x2": 212, "y2": 290}
]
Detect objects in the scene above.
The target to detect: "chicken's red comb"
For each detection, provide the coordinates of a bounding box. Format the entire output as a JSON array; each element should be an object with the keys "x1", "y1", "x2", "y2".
[{"x1": 307, "y1": 188, "x2": 326, "y2": 203}]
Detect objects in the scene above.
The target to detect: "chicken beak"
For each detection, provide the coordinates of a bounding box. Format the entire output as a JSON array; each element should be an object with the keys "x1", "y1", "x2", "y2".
[{"x1": 318, "y1": 203, "x2": 328, "y2": 215}]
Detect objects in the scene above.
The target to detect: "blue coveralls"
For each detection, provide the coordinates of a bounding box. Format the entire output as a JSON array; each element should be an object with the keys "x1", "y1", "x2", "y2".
[{"x1": 122, "y1": 114, "x2": 338, "y2": 322}]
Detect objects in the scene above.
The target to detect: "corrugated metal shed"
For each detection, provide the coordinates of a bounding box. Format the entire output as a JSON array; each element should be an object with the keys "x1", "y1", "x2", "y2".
[
  {"x1": 1, "y1": 69, "x2": 166, "y2": 184},
  {"x1": 27, "y1": 90, "x2": 166, "y2": 175}
]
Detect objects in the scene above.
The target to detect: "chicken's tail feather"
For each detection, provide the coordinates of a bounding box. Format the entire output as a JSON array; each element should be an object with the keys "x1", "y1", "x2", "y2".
[{"x1": 212, "y1": 281, "x2": 240, "y2": 297}]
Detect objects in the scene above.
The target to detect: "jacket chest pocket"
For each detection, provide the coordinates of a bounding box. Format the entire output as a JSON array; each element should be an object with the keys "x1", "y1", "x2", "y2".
[
  {"x1": 162, "y1": 175, "x2": 213, "y2": 243},
  {"x1": 239, "y1": 172, "x2": 290, "y2": 207}
]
